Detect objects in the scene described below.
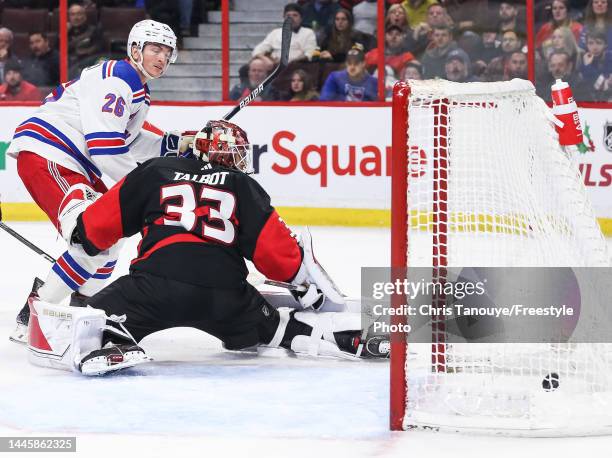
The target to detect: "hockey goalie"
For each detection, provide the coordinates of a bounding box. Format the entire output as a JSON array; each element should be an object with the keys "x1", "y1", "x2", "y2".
[{"x1": 27, "y1": 120, "x2": 388, "y2": 376}]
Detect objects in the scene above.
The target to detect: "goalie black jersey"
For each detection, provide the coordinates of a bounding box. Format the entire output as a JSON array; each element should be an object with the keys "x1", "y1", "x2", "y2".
[{"x1": 75, "y1": 157, "x2": 302, "y2": 288}]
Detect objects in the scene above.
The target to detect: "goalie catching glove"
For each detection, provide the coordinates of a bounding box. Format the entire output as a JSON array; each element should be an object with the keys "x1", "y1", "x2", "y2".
[{"x1": 290, "y1": 229, "x2": 345, "y2": 311}]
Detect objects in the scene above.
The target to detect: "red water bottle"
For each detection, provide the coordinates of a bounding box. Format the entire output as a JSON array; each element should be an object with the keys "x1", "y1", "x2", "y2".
[{"x1": 551, "y1": 79, "x2": 583, "y2": 146}]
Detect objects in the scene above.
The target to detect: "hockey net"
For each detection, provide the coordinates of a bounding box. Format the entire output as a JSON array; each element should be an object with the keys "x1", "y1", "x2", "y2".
[{"x1": 390, "y1": 79, "x2": 612, "y2": 436}]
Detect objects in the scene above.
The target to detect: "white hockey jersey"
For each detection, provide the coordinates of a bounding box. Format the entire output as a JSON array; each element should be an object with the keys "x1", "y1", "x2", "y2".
[{"x1": 8, "y1": 59, "x2": 164, "y2": 184}]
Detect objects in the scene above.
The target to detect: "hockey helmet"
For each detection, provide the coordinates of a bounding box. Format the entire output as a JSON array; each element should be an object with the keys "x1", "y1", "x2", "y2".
[
  {"x1": 127, "y1": 20, "x2": 177, "y2": 79},
  {"x1": 193, "y1": 120, "x2": 252, "y2": 173}
]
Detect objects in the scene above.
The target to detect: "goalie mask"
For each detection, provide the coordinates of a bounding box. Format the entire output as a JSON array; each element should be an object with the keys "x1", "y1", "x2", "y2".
[{"x1": 192, "y1": 120, "x2": 253, "y2": 173}]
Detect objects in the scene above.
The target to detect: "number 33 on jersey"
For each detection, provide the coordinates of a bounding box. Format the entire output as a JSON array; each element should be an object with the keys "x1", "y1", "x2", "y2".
[{"x1": 74, "y1": 157, "x2": 303, "y2": 288}]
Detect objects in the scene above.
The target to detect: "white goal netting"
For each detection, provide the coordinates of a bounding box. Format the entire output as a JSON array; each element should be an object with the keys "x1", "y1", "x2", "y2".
[{"x1": 400, "y1": 79, "x2": 612, "y2": 436}]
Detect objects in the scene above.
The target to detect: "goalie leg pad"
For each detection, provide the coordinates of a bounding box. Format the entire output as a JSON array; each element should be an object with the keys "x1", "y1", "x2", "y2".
[
  {"x1": 288, "y1": 311, "x2": 363, "y2": 360},
  {"x1": 27, "y1": 298, "x2": 106, "y2": 372},
  {"x1": 261, "y1": 307, "x2": 291, "y2": 348}
]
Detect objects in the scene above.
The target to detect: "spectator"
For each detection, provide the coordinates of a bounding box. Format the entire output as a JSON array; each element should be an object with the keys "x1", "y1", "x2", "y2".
[
  {"x1": 301, "y1": 0, "x2": 341, "y2": 34},
  {"x1": 179, "y1": 0, "x2": 194, "y2": 37},
  {"x1": 440, "y1": 0, "x2": 489, "y2": 34},
  {"x1": 444, "y1": 48, "x2": 477, "y2": 82},
  {"x1": 0, "y1": 28, "x2": 17, "y2": 83},
  {"x1": 96, "y1": 0, "x2": 143, "y2": 5},
  {"x1": 0, "y1": 59, "x2": 42, "y2": 101},
  {"x1": 497, "y1": 1, "x2": 526, "y2": 38},
  {"x1": 535, "y1": 0, "x2": 583, "y2": 49},
  {"x1": 68, "y1": 3, "x2": 104, "y2": 67},
  {"x1": 22, "y1": 32, "x2": 60, "y2": 88},
  {"x1": 500, "y1": 29, "x2": 523, "y2": 54},
  {"x1": 505, "y1": 50, "x2": 528, "y2": 79},
  {"x1": 253, "y1": 3, "x2": 317, "y2": 63},
  {"x1": 537, "y1": 50, "x2": 588, "y2": 99},
  {"x1": 542, "y1": 26, "x2": 583, "y2": 68},
  {"x1": 579, "y1": 0, "x2": 612, "y2": 48},
  {"x1": 421, "y1": 25, "x2": 458, "y2": 78},
  {"x1": 365, "y1": 25, "x2": 416, "y2": 76},
  {"x1": 384, "y1": 4, "x2": 420, "y2": 53},
  {"x1": 230, "y1": 56, "x2": 279, "y2": 101},
  {"x1": 386, "y1": 3, "x2": 410, "y2": 30},
  {"x1": 338, "y1": 0, "x2": 362, "y2": 10},
  {"x1": 580, "y1": 28, "x2": 612, "y2": 98},
  {"x1": 402, "y1": 60, "x2": 424, "y2": 79},
  {"x1": 458, "y1": 30, "x2": 482, "y2": 57},
  {"x1": 320, "y1": 46, "x2": 378, "y2": 101},
  {"x1": 145, "y1": 0, "x2": 180, "y2": 39},
  {"x1": 484, "y1": 30, "x2": 523, "y2": 80},
  {"x1": 479, "y1": 22, "x2": 503, "y2": 64},
  {"x1": 402, "y1": 0, "x2": 440, "y2": 29},
  {"x1": 373, "y1": 64, "x2": 400, "y2": 100},
  {"x1": 284, "y1": 69, "x2": 319, "y2": 101},
  {"x1": 319, "y1": 8, "x2": 375, "y2": 63},
  {"x1": 4, "y1": 0, "x2": 59, "y2": 7},
  {"x1": 353, "y1": 0, "x2": 377, "y2": 35},
  {"x1": 412, "y1": 3, "x2": 454, "y2": 56}
]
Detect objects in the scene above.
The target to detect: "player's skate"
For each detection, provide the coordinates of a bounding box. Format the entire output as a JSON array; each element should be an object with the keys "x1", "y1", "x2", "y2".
[
  {"x1": 69, "y1": 292, "x2": 90, "y2": 308},
  {"x1": 79, "y1": 343, "x2": 150, "y2": 376},
  {"x1": 358, "y1": 335, "x2": 390, "y2": 358},
  {"x1": 10, "y1": 278, "x2": 89, "y2": 344},
  {"x1": 9, "y1": 277, "x2": 44, "y2": 344}
]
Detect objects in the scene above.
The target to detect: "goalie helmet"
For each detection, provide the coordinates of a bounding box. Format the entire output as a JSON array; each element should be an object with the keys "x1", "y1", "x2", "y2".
[
  {"x1": 192, "y1": 120, "x2": 252, "y2": 173},
  {"x1": 127, "y1": 20, "x2": 177, "y2": 80}
]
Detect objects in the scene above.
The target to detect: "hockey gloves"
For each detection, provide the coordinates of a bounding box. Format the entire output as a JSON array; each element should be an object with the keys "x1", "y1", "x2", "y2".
[
  {"x1": 291, "y1": 283, "x2": 326, "y2": 311},
  {"x1": 290, "y1": 229, "x2": 346, "y2": 311},
  {"x1": 161, "y1": 130, "x2": 198, "y2": 158}
]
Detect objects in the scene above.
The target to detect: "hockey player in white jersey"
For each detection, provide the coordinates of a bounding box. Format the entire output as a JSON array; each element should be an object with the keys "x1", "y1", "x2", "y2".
[{"x1": 8, "y1": 20, "x2": 196, "y2": 344}]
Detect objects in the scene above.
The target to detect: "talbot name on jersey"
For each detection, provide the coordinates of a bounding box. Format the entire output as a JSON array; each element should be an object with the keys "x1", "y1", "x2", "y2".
[{"x1": 173, "y1": 171, "x2": 229, "y2": 185}]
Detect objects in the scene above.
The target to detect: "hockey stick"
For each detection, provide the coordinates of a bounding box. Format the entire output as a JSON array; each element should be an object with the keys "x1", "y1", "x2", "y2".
[
  {"x1": 0, "y1": 202, "x2": 55, "y2": 263},
  {"x1": 0, "y1": 203, "x2": 303, "y2": 292},
  {"x1": 246, "y1": 271, "x2": 306, "y2": 292},
  {"x1": 222, "y1": 17, "x2": 292, "y2": 121}
]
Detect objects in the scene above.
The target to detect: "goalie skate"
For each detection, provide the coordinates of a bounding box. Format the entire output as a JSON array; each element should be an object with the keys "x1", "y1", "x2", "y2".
[
  {"x1": 360, "y1": 336, "x2": 390, "y2": 359},
  {"x1": 79, "y1": 343, "x2": 151, "y2": 376},
  {"x1": 9, "y1": 277, "x2": 44, "y2": 344}
]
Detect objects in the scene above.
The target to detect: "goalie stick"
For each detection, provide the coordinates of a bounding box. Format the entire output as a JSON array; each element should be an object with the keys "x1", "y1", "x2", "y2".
[
  {"x1": 222, "y1": 17, "x2": 292, "y2": 121},
  {"x1": 0, "y1": 202, "x2": 304, "y2": 292}
]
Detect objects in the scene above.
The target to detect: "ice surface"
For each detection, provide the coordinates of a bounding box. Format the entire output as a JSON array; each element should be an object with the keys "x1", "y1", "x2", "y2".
[{"x1": 0, "y1": 223, "x2": 611, "y2": 457}]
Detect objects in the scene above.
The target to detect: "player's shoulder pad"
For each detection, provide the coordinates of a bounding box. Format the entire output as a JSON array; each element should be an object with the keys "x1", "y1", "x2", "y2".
[{"x1": 101, "y1": 59, "x2": 144, "y2": 94}]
